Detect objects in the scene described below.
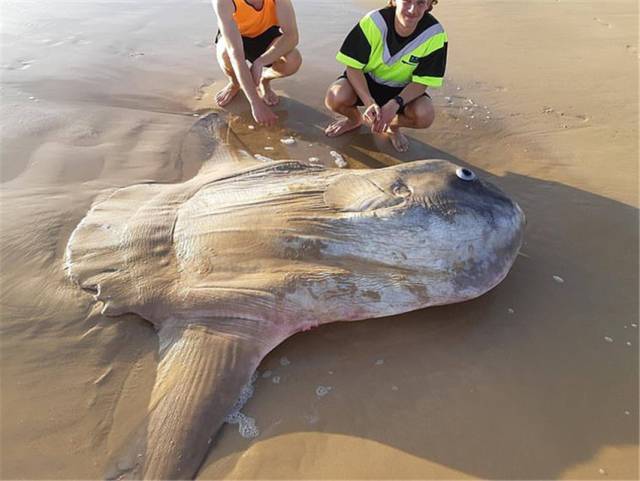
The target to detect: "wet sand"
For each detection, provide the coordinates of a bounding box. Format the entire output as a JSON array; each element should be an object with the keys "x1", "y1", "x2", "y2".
[{"x1": 1, "y1": 0, "x2": 638, "y2": 479}]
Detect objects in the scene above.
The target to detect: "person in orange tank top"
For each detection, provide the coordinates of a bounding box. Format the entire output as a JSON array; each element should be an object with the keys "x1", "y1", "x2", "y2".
[{"x1": 212, "y1": 0, "x2": 302, "y2": 126}]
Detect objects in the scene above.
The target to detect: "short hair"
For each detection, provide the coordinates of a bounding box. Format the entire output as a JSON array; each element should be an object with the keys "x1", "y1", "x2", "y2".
[{"x1": 386, "y1": 0, "x2": 439, "y2": 10}]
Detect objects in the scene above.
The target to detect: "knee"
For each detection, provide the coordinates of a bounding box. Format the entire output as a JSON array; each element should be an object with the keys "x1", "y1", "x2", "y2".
[
  {"x1": 409, "y1": 101, "x2": 435, "y2": 129},
  {"x1": 325, "y1": 84, "x2": 353, "y2": 111},
  {"x1": 274, "y1": 49, "x2": 302, "y2": 76},
  {"x1": 286, "y1": 49, "x2": 302, "y2": 73},
  {"x1": 324, "y1": 86, "x2": 342, "y2": 111}
]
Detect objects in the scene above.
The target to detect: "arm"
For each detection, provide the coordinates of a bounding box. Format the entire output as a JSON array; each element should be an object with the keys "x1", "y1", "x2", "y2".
[
  {"x1": 397, "y1": 82, "x2": 428, "y2": 105},
  {"x1": 255, "y1": 0, "x2": 299, "y2": 66},
  {"x1": 346, "y1": 67, "x2": 382, "y2": 128},
  {"x1": 213, "y1": 0, "x2": 259, "y2": 104},
  {"x1": 374, "y1": 82, "x2": 427, "y2": 132},
  {"x1": 212, "y1": 0, "x2": 277, "y2": 125},
  {"x1": 346, "y1": 67, "x2": 374, "y2": 107},
  {"x1": 375, "y1": 32, "x2": 447, "y2": 132},
  {"x1": 336, "y1": 21, "x2": 380, "y2": 128}
]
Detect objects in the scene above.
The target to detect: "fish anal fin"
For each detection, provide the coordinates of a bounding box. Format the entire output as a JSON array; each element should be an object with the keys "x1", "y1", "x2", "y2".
[{"x1": 107, "y1": 321, "x2": 274, "y2": 480}]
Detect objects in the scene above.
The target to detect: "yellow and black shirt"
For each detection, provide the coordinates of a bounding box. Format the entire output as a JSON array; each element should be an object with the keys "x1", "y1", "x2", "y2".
[{"x1": 337, "y1": 7, "x2": 447, "y2": 88}]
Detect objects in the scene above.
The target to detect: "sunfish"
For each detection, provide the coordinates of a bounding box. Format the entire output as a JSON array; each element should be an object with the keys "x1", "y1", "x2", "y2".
[{"x1": 65, "y1": 113, "x2": 525, "y2": 479}]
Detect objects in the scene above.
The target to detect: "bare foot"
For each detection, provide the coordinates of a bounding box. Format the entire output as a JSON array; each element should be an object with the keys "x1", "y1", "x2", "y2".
[
  {"x1": 259, "y1": 81, "x2": 279, "y2": 106},
  {"x1": 215, "y1": 82, "x2": 240, "y2": 107},
  {"x1": 325, "y1": 117, "x2": 362, "y2": 137},
  {"x1": 387, "y1": 128, "x2": 409, "y2": 152}
]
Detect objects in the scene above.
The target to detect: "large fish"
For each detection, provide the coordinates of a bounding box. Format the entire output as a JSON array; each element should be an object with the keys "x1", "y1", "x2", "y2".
[{"x1": 65, "y1": 113, "x2": 525, "y2": 479}]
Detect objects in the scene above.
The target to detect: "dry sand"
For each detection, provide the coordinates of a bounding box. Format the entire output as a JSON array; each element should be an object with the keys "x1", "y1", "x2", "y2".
[{"x1": 1, "y1": 0, "x2": 638, "y2": 479}]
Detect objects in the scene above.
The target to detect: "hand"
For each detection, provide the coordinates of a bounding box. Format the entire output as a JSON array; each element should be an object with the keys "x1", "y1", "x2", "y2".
[
  {"x1": 372, "y1": 101, "x2": 400, "y2": 133},
  {"x1": 362, "y1": 103, "x2": 381, "y2": 128},
  {"x1": 250, "y1": 58, "x2": 265, "y2": 86},
  {"x1": 251, "y1": 99, "x2": 278, "y2": 127}
]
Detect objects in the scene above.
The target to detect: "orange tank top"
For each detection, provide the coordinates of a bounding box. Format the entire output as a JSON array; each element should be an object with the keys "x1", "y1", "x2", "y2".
[{"x1": 233, "y1": 0, "x2": 279, "y2": 38}]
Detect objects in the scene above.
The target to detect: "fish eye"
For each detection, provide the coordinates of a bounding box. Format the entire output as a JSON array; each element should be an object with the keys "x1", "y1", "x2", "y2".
[{"x1": 456, "y1": 167, "x2": 476, "y2": 181}]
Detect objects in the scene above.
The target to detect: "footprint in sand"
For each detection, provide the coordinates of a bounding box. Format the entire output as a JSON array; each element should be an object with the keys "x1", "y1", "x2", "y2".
[
  {"x1": 542, "y1": 106, "x2": 590, "y2": 128},
  {"x1": 593, "y1": 17, "x2": 612, "y2": 28}
]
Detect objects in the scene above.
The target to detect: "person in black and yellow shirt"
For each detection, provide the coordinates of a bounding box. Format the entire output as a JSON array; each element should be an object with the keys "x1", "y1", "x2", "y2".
[{"x1": 325, "y1": 0, "x2": 447, "y2": 152}]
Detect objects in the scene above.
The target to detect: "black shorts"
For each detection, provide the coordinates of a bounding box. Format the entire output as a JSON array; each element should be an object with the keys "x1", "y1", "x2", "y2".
[
  {"x1": 215, "y1": 25, "x2": 282, "y2": 64},
  {"x1": 338, "y1": 71, "x2": 429, "y2": 115}
]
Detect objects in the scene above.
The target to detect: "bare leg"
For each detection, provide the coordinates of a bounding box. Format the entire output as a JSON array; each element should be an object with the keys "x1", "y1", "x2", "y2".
[
  {"x1": 215, "y1": 41, "x2": 240, "y2": 107},
  {"x1": 387, "y1": 95, "x2": 435, "y2": 152},
  {"x1": 258, "y1": 48, "x2": 302, "y2": 106},
  {"x1": 324, "y1": 78, "x2": 363, "y2": 137}
]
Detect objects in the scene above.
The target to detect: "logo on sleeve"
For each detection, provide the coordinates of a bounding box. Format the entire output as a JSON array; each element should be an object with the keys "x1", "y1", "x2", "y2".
[{"x1": 402, "y1": 55, "x2": 421, "y2": 66}]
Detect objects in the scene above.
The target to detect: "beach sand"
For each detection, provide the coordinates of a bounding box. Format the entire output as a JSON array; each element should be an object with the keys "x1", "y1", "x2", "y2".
[{"x1": 1, "y1": 0, "x2": 638, "y2": 479}]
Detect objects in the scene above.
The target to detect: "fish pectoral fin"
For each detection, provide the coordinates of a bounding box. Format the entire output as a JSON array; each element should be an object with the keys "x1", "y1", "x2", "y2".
[
  {"x1": 106, "y1": 322, "x2": 270, "y2": 480},
  {"x1": 324, "y1": 173, "x2": 403, "y2": 212}
]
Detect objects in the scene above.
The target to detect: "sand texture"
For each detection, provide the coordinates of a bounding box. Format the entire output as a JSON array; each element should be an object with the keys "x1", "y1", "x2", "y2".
[{"x1": 1, "y1": 0, "x2": 638, "y2": 479}]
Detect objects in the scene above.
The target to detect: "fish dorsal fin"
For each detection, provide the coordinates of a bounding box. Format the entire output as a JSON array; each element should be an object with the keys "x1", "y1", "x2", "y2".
[
  {"x1": 181, "y1": 112, "x2": 263, "y2": 178},
  {"x1": 106, "y1": 320, "x2": 279, "y2": 480}
]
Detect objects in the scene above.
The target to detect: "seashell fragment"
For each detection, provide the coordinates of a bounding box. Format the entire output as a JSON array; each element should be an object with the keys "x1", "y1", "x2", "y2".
[{"x1": 330, "y1": 150, "x2": 347, "y2": 168}]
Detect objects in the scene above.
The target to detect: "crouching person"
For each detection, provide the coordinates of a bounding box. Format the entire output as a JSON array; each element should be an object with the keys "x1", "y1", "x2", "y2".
[
  {"x1": 325, "y1": 0, "x2": 447, "y2": 152},
  {"x1": 213, "y1": 0, "x2": 302, "y2": 126}
]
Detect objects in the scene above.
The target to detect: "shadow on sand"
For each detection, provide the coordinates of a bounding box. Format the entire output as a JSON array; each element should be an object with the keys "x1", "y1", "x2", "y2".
[{"x1": 189, "y1": 98, "x2": 638, "y2": 479}]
